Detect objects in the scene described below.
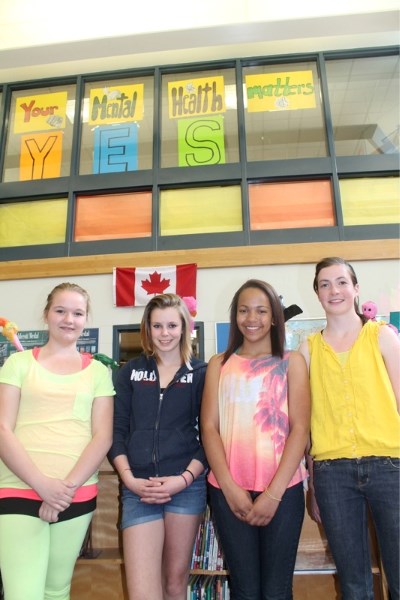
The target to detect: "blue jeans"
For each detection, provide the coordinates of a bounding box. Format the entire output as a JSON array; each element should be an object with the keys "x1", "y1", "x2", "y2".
[
  {"x1": 314, "y1": 457, "x2": 400, "y2": 600},
  {"x1": 208, "y1": 482, "x2": 304, "y2": 600},
  {"x1": 120, "y1": 472, "x2": 207, "y2": 528}
]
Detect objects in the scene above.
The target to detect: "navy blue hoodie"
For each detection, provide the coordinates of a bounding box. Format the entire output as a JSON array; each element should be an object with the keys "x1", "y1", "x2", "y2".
[{"x1": 108, "y1": 353, "x2": 208, "y2": 478}]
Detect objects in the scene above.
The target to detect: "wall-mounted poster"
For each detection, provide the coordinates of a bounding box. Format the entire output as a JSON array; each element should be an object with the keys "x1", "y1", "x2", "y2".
[
  {"x1": 215, "y1": 319, "x2": 326, "y2": 354},
  {"x1": 0, "y1": 328, "x2": 99, "y2": 367},
  {"x1": 216, "y1": 316, "x2": 393, "y2": 355}
]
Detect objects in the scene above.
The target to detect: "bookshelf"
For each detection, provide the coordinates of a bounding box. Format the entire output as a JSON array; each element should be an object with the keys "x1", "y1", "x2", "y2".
[{"x1": 71, "y1": 461, "x2": 388, "y2": 600}]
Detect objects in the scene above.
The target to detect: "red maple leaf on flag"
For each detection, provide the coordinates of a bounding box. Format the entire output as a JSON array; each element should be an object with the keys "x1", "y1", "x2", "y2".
[{"x1": 141, "y1": 271, "x2": 171, "y2": 295}]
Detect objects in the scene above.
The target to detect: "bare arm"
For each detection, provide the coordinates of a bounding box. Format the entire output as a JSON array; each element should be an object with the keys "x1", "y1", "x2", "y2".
[
  {"x1": 298, "y1": 339, "x2": 310, "y2": 369},
  {"x1": 248, "y1": 351, "x2": 311, "y2": 525},
  {"x1": 379, "y1": 325, "x2": 400, "y2": 412},
  {"x1": 200, "y1": 354, "x2": 253, "y2": 520},
  {"x1": 299, "y1": 339, "x2": 321, "y2": 522}
]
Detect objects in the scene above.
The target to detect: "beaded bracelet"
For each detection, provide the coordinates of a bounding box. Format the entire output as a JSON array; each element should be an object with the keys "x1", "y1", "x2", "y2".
[
  {"x1": 184, "y1": 468, "x2": 195, "y2": 482},
  {"x1": 264, "y1": 488, "x2": 282, "y2": 502}
]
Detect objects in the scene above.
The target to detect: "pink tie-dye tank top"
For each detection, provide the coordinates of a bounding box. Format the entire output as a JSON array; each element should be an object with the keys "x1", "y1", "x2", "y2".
[{"x1": 208, "y1": 352, "x2": 307, "y2": 492}]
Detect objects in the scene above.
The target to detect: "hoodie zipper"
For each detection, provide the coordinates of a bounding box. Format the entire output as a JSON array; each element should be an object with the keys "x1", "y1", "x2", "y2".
[
  {"x1": 151, "y1": 363, "x2": 196, "y2": 476},
  {"x1": 152, "y1": 390, "x2": 164, "y2": 475}
]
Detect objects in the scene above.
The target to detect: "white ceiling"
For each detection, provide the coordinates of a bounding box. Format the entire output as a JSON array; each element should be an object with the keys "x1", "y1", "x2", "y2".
[{"x1": 0, "y1": 1, "x2": 398, "y2": 83}]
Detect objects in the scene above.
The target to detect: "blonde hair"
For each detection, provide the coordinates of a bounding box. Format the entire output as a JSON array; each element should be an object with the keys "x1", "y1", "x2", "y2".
[
  {"x1": 43, "y1": 282, "x2": 91, "y2": 319},
  {"x1": 140, "y1": 294, "x2": 192, "y2": 364}
]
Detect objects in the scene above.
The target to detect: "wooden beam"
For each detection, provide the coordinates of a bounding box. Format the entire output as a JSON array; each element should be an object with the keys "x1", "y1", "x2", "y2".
[{"x1": 0, "y1": 239, "x2": 398, "y2": 281}]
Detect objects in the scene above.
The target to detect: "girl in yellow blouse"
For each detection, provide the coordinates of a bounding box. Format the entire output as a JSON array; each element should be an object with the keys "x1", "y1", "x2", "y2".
[{"x1": 300, "y1": 257, "x2": 400, "y2": 600}]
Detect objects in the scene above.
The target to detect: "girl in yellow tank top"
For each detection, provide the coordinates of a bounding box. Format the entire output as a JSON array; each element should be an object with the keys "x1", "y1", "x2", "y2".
[{"x1": 300, "y1": 257, "x2": 400, "y2": 600}]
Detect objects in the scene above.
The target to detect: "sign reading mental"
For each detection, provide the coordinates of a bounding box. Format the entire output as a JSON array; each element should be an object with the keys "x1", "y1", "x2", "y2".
[{"x1": 89, "y1": 85, "x2": 144, "y2": 125}]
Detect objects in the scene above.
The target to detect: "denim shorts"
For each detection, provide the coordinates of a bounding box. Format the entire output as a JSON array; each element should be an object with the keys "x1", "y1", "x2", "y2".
[{"x1": 120, "y1": 472, "x2": 207, "y2": 529}]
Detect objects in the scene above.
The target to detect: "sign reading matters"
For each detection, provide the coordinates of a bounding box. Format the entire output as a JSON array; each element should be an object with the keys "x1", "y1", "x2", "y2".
[{"x1": 245, "y1": 71, "x2": 316, "y2": 112}]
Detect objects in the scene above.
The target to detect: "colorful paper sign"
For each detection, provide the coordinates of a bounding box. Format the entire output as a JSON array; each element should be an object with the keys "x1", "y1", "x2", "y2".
[
  {"x1": 245, "y1": 71, "x2": 316, "y2": 112},
  {"x1": 89, "y1": 85, "x2": 144, "y2": 125},
  {"x1": 168, "y1": 76, "x2": 226, "y2": 118},
  {"x1": 178, "y1": 116, "x2": 225, "y2": 166},
  {"x1": 93, "y1": 123, "x2": 138, "y2": 173},
  {"x1": 14, "y1": 92, "x2": 68, "y2": 133},
  {"x1": 19, "y1": 131, "x2": 63, "y2": 180}
]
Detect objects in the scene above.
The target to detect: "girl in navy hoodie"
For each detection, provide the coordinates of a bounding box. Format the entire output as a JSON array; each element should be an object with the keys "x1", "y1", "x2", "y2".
[{"x1": 109, "y1": 293, "x2": 207, "y2": 600}]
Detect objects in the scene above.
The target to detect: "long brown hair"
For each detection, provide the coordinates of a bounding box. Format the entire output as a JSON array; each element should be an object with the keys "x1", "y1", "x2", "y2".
[
  {"x1": 140, "y1": 293, "x2": 193, "y2": 364},
  {"x1": 313, "y1": 257, "x2": 366, "y2": 323},
  {"x1": 222, "y1": 279, "x2": 285, "y2": 364}
]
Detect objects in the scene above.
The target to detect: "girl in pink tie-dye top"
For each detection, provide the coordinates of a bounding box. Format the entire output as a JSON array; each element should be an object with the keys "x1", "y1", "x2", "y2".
[{"x1": 201, "y1": 279, "x2": 310, "y2": 600}]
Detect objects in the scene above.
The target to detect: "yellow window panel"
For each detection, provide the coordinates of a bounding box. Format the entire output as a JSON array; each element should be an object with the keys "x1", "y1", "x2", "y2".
[
  {"x1": 340, "y1": 178, "x2": 400, "y2": 225},
  {"x1": 0, "y1": 199, "x2": 67, "y2": 247},
  {"x1": 160, "y1": 186, "x2": 242, "y2": 236}
]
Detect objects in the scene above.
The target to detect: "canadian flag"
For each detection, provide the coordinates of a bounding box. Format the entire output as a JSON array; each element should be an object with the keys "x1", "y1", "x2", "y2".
[{"x1": 113, "y1": 263, "x2": 197, "y2": 307}]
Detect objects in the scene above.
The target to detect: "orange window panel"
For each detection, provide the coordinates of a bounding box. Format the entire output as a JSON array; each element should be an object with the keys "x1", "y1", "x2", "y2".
[
  {"x1": 249, "y1": 181, "x2": 335, "y2": 230},
  {"x1": 74, "y1": 192, "x2": 152, "y2": 241}
]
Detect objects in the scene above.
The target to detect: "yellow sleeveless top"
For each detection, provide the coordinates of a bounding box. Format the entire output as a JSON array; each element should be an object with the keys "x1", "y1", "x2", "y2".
[{"x1": 308, "y1": 321, "x2": 399, "y2": 460}]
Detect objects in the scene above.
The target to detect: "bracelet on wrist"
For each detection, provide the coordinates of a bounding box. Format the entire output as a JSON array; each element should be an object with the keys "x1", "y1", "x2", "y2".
[
  {"x1": 184, "y1": 468, "x2": 195, "y2": 482},
  {"x1": 264, "y1": 488, "x2": 282, "y2": 502},
  {"x1": 180, "y1": 474, "x2": 189, "y2": 487}
]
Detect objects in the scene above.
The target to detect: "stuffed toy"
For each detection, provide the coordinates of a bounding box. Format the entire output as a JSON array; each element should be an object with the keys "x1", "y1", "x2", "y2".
[
  {"x1": 182, "y1": 296, "x2": 197, "y2": 333},
  {"x1": 362, "y1": 300, "x2": 377, "y2": 321},
  {"x1": 0, "y1": 317, "x2": 24, "y2": 351},
  {"x1": 362, "y1": 300, "x2": 398, "y2": 333}
]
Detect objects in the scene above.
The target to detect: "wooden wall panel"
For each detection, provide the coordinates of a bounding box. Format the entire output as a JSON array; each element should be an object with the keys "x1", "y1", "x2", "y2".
[{"x1": 1, "y1": 239, "x2": 398, "y2": 281}]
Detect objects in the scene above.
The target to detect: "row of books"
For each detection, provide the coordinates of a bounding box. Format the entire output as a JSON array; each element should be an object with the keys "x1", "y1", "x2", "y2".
[
  {"x1": 187, "y1": 575, "x2": 230, "y2": 599},
  {"x1": 191, "y1": 505, "x2": 227, "y2": 571}
]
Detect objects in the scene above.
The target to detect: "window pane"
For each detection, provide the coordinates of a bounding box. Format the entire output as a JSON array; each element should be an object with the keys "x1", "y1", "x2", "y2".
[
  {"x1": 326, "y1": 55, "x2": 399, "y2": 156},
  {"x1": 79, "y1": 76, "x2": 154, "y2": 174},
  {"x1": 74, "y1": 192, "x2": 152, "y2": 241},
  {"x1": 160, "y1": 186, "x2": 242, "y2": 235},
  {"x1": 161, "y1": 69, "x2": 239, "y2": 168},
  {"x1": 340, "y1": 177, "x2": 400, "y2": 225},
  {"x1": 0, "y1": 198, "x2": 67, "y2": 247},
  {"x1": 2, "y1": 85, "x2": 76, "y2": 182},
  {"x1": 243, "y1": 62, "x2": 327, "y2": 160},
  {"x1": 249, "y1": 181, "x2": 334, "y2": 230}
]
